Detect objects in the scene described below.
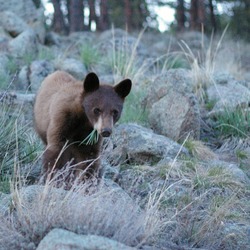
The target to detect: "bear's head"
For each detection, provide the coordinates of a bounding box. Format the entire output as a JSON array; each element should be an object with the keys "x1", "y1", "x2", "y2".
[{"x1": 82, "y1": 72, "x2": 132, "y2": 137}]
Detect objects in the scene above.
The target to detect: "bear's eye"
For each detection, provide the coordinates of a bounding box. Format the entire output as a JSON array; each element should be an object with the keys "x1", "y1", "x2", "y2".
[
  {"x1": 112, "y1": 110, "x2": 119, "y2": 118},
  {"x1": 94, "y1": 108, "x2": 101, "y2": 115}
]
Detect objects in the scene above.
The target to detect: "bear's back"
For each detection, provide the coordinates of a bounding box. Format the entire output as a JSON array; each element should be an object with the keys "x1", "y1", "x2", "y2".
[{"x1": 34, "y1": 71, "x2": 82, "y2": 143}]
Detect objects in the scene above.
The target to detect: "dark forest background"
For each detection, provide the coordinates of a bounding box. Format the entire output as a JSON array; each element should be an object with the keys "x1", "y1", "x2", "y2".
[{"x1": 34, "y1": 0, "x2": 250, "y2": 40}]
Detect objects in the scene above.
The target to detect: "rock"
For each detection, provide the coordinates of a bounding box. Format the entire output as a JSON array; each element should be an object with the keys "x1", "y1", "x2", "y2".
[
  {"x1": 18, "y1": 60, "x2": 55, "y2": 92},
  {"x1": 149, "y1": 92, "x2": 200, "y2": 141},
  {"x1": 219, "y1": 223, "x2": 250, "y2": 250},
  {"x1": 8, "y1": 29, "x2": 39, "y2": 59},
  {"x1": 54, "y1": 58, "x2": 87, "y2": 80},
  {"x1": 213, "y1": 73, "x2": 235, "y2": 85},
  {"x1": 144, "y1": 66, "x2": 200, "y2": 142},
  {"x1": 207, "y1": 74, "x2": 250, "y2": 116},
  {"x1": 0, "y1": 0, "x2": 43, "y2": 24},
  {"x1": 144, "y1": 69, "x2": 194, "y2": 109},
  {"x1": 30, "y1": 19, "x2": 46, "y2": 44},
  {"x1": 45, "y1": 32, "x2": 61, "y2": 46},
  {"x1": 99, "y1": 28, "x2": 129, "y2": 41},
  {"x1": 13, "y1": 181, "x2": 152, "y2": 247},
  {"x1": 98, "y1": 28, "x2": 148, "y2": 58},
  {"x1": 37, "y1": 228, "x2": 135, "y2": 250},
  {"x1": 150, "y1": 34, "x2": 180, "y2": 56},
  {"x1": 0, "y1": 28, "x2": 10, "y2": 52},
  {"x1": 98, "y1": 74, "x2": 115, "y2": 85},
  {"x1": 144, "y1": 69, "x2": 200, "y2": 141},
  {"x1": 105, "y1": 123, "x2": 188, "y2": 166},
  {"x1": 29, "y1": 60, "x2": 54, "y2": 92},
  {"x1": 0, "y1": 54, "x2": 10, "y2": 77},
  {"x1": 0, "y1": 11, "x2": 29, "y2": 37},
  {"x1": 207, "y1": 160, "x2": 249, "y2": 185}
]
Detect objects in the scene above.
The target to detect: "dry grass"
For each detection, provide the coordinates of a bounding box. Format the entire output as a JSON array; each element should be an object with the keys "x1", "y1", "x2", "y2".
[
  {"x1": 117, "y1": 149, "x2": 248, "y2": 249},
  {"x1": 184, "y1": 139, "x2": 217, "y2": 161},
  {"x1": 179, "y1": 27, "x2": 229, "y2": 102},
  {"x1": 0, "y1": 166, "x2": 163, "y2": 249}
]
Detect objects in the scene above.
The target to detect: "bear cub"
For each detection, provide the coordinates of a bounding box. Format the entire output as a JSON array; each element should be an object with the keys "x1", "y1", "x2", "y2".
[{"x1": 34, "y1": 71, "x2": 132, "y2": 181}]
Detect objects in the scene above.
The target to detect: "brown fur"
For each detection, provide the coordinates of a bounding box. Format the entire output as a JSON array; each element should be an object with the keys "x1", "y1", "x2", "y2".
[{"x1": 34, "y1": 71, "x2": 131, "y2": 181}]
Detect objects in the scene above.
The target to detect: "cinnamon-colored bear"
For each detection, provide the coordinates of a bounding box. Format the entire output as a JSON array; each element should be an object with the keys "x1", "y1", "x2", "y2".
[{"x1": 34, "y1": 71, "x2": 131, "y2": 180}]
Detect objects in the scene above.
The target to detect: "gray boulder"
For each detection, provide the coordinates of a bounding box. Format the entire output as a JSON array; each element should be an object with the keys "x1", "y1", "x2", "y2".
[
  {"x1": 8, "y1": 29, "x2": 39, "y2": 58},
  {"x1": 105, "y1": 123, "x2": 188, "y2": 166},
  {"x1": 207, "y1": 74, "x2": 250, "y2": 116},
  {"x1": 99, "y1": 28, "x2": 129, "y2": 41},
  {"x1": 0, "y1": 0, "x2": 43, "y2": 24},
  {"x1": 0, "y1": 28, "x2": 10, "y2": 54},
  {"x1": 207, "y1": 160, "x2": 249, "y2": 185},
  {"x1": 149, "y1": 92, "x2": 200, "y2": 141},
  {"x1": 18, "y1": 60, "x2": 54, "y2": 92},
  {"x1": 219, "y1": 222, "x2": 250, "y2": 250},
  {"x1": 145, "y1": 70, "x2": 200, "y2": 141},
  {"x1": 0, "y1": 54, "x2": 10, "y2": 79},
  {"x1": 144, "y1": 69, "x2": 194, "y2": 109},
  {"x1": 98, "y1": 28, "x2": 148, "y2": 58},
  {"x1": 37, "y1": 228, "x2": 135, "y2": 250},
  {"x1": 54, "y1": 58, "x2": 87, "y2": 80},
  {"x1": 0, "y1": 11, "x2": 29, "y2": 37}
]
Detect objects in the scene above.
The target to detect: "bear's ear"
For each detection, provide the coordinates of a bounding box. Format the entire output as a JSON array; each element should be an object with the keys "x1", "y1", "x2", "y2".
[
  {"x1": 84, "y1": 72, "x2": 99, "y2": 93},
  {"x1": 114, "y1": 79, "x2": 132, "y2": 99}
]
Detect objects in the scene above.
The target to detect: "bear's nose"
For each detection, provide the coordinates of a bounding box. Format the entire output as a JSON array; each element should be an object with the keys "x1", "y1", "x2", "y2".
[{"x1": 101, "y1": 128, "x2": 112, "y2": 137}]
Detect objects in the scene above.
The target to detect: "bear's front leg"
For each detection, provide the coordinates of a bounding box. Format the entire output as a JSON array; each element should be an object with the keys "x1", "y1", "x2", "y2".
[{"x1": 43, "y1": 144, "x2": 62, "y2": 178}]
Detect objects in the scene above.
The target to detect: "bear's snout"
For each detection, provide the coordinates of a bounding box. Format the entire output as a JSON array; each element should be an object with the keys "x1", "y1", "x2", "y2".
[{"x1": 101, "y1": 128, "x2": 112, "y2": 137}]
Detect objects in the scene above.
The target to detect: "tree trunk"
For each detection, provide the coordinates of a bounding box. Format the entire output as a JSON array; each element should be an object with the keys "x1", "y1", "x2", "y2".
[
  {"x1": 51, "y1": 0, "x2": 67, "y2": 34},
  {"x1": 190, "y1": 0, "x2": 197, "y2": 30},
  {"x1": 197, "y1": 0, "x2": 205, "y2": 28},
  {"x1": 208, "y1": 0, "x2": 216, "y2": 32},
  {"x1": 190, "y1": 0, "x2": 205, "y2": 31},
  {"x1": 124, "y1": 0, "x2": 132, "y2": 31},
  {"x1": 69, "y1": 0, "x2": 84, "y2": 33},
  {"x1": 177, "y1": 0, "x2": 185, "y2": 31},
  {"x1": 98, "y1": 0, "x2": 109, "y2": 31}
]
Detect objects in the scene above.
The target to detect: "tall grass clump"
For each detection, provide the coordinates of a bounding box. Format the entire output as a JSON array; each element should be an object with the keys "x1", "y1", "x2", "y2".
[
  {"x1": 105, "y1": 28, "x2": 156, "y2": 83},
  {"x1": 119, "y1": 89, "x2": 148, "y2": 126},
  {"x1": 184, "y1": 139, "x2": 216, "y2": 161},
  {"x1": 0, "y1": 169, "x2": 163, "y2": 249},
  {"x1": 80, "y1": 41, "x2": 101, "y2": 70},
  {"x1": 214, "y1": 107, "x2": 250, "y2": 138},
  {"x1": 0, "y1": 103, "x2": 42, "y2": 193},
  {"x1": 180, "y1": 27, "x2": 229, "y2": 102},
  {"x1": 107, "y1": 30, "x2": 185, "y2": 83}
]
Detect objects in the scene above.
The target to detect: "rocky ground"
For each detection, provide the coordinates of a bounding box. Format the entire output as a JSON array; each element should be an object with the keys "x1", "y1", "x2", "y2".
[{"x1": 0, "y1": 1, "x2": 249, "y2": 250}]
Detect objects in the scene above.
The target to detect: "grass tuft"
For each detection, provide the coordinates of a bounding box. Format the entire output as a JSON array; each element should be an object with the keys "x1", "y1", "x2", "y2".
[
  {"x1": 0, "y1": 170, "x2": 163, "y2": 249},
  {"x1": 180, "y1": 27, "x2": 229, "y2": 103},
  {"x1": 0, "y1": 103, "x2": 42, "y2": 193},
  {"x1": 119, "y1": 90, "x2": 148, "y2": 126},
  {"x1": 184, "y1": 139, "x2": 216, "y2": 161},
  {"x1": 80, "y1": 129, "x2": 99, "y2": 145},
  {"x1": 214, "y1": 107, "x2": 250, "y2": 138},
  {"x1": 80, "y1": 42, "x2": 101, "y2": 70}
]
